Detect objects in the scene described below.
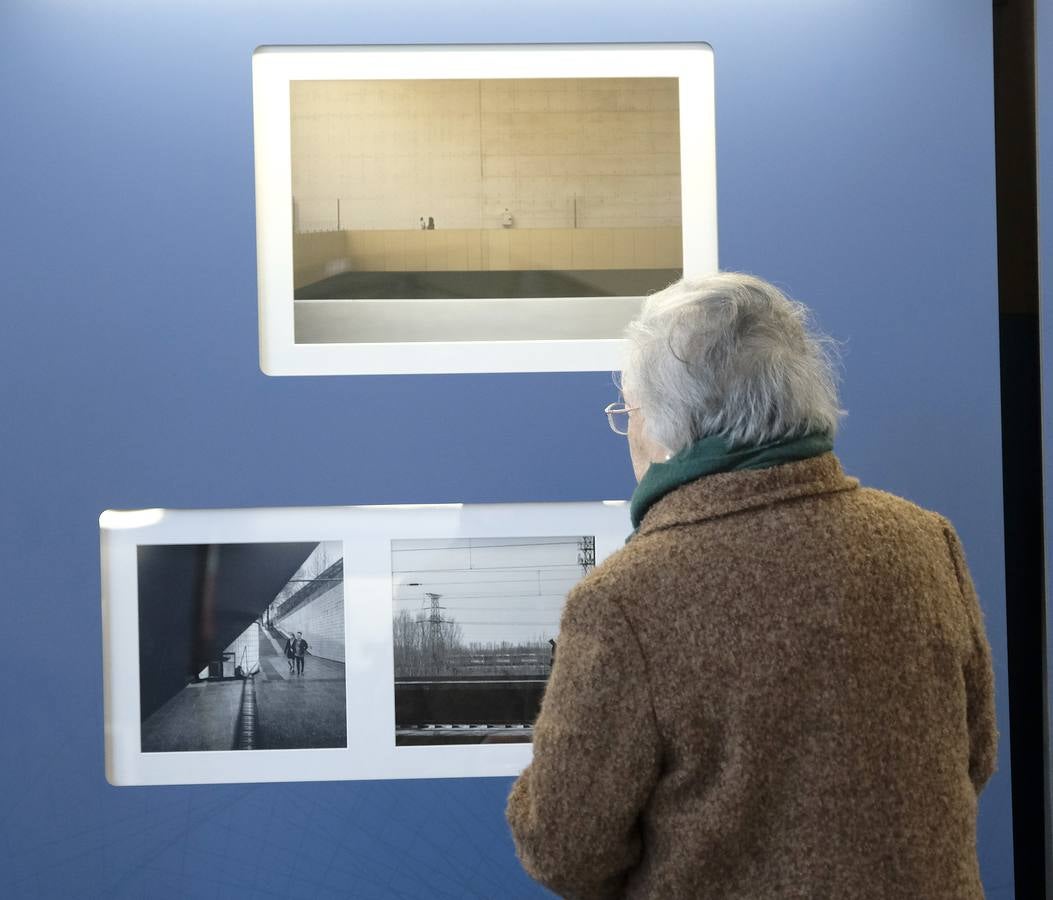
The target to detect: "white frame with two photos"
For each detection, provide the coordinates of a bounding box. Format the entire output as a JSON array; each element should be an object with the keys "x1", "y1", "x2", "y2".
[{"x1": 101, "y1": 500, "x2": 631, "y2": 786}]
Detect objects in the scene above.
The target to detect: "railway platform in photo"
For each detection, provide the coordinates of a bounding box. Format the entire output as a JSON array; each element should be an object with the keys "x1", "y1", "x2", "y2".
[
  {"x1": 140, "y1": 623, "x2": 347, "y2": 752},
  {"x1": 252, "y1": 624, "x2": 347, "y2": 749}
]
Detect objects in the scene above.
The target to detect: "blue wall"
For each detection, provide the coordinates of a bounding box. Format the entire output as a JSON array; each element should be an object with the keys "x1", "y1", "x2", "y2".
[{"x1": 0, "y1": 1, "x2": 1013, "y2": 896}]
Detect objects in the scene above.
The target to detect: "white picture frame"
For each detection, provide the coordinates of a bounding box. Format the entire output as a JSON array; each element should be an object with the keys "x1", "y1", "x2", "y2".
[
  {"x1": 101, "y1": 501, "x2": 631, "y2": 785},
  {"x1": 253, "y1": 42, "x2": 717, "y2": 375}
]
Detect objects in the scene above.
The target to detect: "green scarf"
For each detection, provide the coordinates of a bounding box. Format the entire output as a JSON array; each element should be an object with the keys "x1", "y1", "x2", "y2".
[{"x1": 629, "y1": 431, "x2": 834, "y2": 531}]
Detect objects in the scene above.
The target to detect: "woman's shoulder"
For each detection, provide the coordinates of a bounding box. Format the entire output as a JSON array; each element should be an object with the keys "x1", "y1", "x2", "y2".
[
  {"x1": 564, "y1": 532, "x2": 679, "y2": 612},
  {"x1": 852, "y1": 485, "x2": 959, "y2": 546}
]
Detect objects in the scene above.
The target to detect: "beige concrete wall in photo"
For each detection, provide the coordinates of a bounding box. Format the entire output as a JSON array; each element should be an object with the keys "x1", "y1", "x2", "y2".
[
  {"x1": 290, "y1": 77, "x2": 682, "y2": 233},
  {"x1": 276, "y1": 585, "x2": 345, "y2": 664},
  {"x1": 292, "y1": 230, "x2": 349, "y2": 290}
]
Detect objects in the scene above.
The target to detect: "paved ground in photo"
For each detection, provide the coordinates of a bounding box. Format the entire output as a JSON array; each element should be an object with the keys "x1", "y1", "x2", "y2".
[
  {"x1": 139, "y1": 624, "x2": 346, "y2": 752},
  {"x1": 254, "y1": 626, "x2": 347, "y2": 750},
  {"x1": 141, "y1": 680, "x2": 243, "y2": 752}
]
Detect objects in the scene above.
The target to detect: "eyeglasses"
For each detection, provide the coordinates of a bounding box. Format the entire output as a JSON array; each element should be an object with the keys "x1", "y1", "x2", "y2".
[{"x1": 604, "y1": 401, "x2": 639, "y2": 436}]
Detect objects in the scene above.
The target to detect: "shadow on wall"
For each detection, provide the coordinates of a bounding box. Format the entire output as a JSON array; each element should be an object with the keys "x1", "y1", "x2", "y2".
[{"x1": 136, "y1": 542, "x2": 317, "y2": 721}]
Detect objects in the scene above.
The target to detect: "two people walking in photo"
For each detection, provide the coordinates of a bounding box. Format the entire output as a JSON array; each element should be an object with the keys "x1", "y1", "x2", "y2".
[{"x1": 283, "y1": 631, "x2": 310, "y2": 676}]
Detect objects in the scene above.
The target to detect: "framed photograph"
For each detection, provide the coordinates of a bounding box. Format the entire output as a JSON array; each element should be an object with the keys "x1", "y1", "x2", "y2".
[
  {"x1": 101, "y1": 501, "x2": 630, "y2": 785},
  {"x1": 135, "y1": 541, "x2": 347, "y2": 754},
  {"x1": 392, "y1": 535, "x2": 593, "y2": 746},
  {"x1": 253, "y1": 42, "x2": 717, "y2": 375}
]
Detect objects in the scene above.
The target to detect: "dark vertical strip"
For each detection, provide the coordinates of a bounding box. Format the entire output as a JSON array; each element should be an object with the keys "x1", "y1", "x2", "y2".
[
  {"x1": 993, "y1": 0, "x2": 1045, "y2": 894},
  {"x1": 234, "y1": 675, "x2": 259, "y2": 751},
  {"x1": 191, "y1": 544, "x2": 221, "y2": 680}
]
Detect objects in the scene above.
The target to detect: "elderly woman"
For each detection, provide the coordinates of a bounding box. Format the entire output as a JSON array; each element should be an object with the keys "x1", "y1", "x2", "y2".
[{"x1": 506, "y1": 272, "x2": 996, "y2": 899}]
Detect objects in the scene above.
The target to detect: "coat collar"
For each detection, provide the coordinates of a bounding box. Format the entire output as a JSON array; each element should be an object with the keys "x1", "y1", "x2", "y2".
[{"x1": 635, "y1": 452, "x2": 859, "y2": 536}]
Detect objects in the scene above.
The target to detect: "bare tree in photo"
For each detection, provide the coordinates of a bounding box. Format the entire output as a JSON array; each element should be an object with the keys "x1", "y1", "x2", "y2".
[{"x1": 393, "y1": 609, "x2": 465, "y2": 677}]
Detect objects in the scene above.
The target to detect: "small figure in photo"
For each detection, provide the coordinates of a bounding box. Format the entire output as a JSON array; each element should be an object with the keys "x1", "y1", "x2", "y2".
[
  {"x1": 294, "y1": 631, "x2": 309, "y2": 676},
  {"x1": 284, "y1": 632, "x2": 295, "y2": 673}
]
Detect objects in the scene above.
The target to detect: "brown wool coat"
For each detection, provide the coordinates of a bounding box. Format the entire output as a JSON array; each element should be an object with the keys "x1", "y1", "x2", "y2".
[{"x1": 506, "y1": 453, "x2": 997, "y2": 899}]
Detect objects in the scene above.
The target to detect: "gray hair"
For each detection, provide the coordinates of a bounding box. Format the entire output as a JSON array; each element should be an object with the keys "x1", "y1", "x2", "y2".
[{"x1": 621, "y1": 272, "x2": 843, "y2": 452}]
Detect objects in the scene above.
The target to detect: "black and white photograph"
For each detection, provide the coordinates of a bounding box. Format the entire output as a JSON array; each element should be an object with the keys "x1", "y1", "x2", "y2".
[
  {"x1": 137, "y1": 541, "x2": 347, "y2": 753},
  {"x1": 290, "y1": 76, "x2": 683, "y2": 343},
  {"x1": 391, "y1": 535, "x2": 595, "y2": 745}
]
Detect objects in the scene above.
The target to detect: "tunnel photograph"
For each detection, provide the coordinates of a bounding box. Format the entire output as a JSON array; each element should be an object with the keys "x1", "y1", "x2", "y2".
[{"x1": 136, "y1": 541, "x2": 348, "y2": 753}]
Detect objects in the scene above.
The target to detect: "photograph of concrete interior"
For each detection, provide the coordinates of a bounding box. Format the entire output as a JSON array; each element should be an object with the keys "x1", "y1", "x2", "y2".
[
  {"x1": 138, "y1": 541, "x2": 347, "y2": 752},
  {"x1": 291, "y1": 77, "x2": 682, "y2": 343},
  {"x1": 391, "y1": 535, "x2": 595, "y2": 745}
]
